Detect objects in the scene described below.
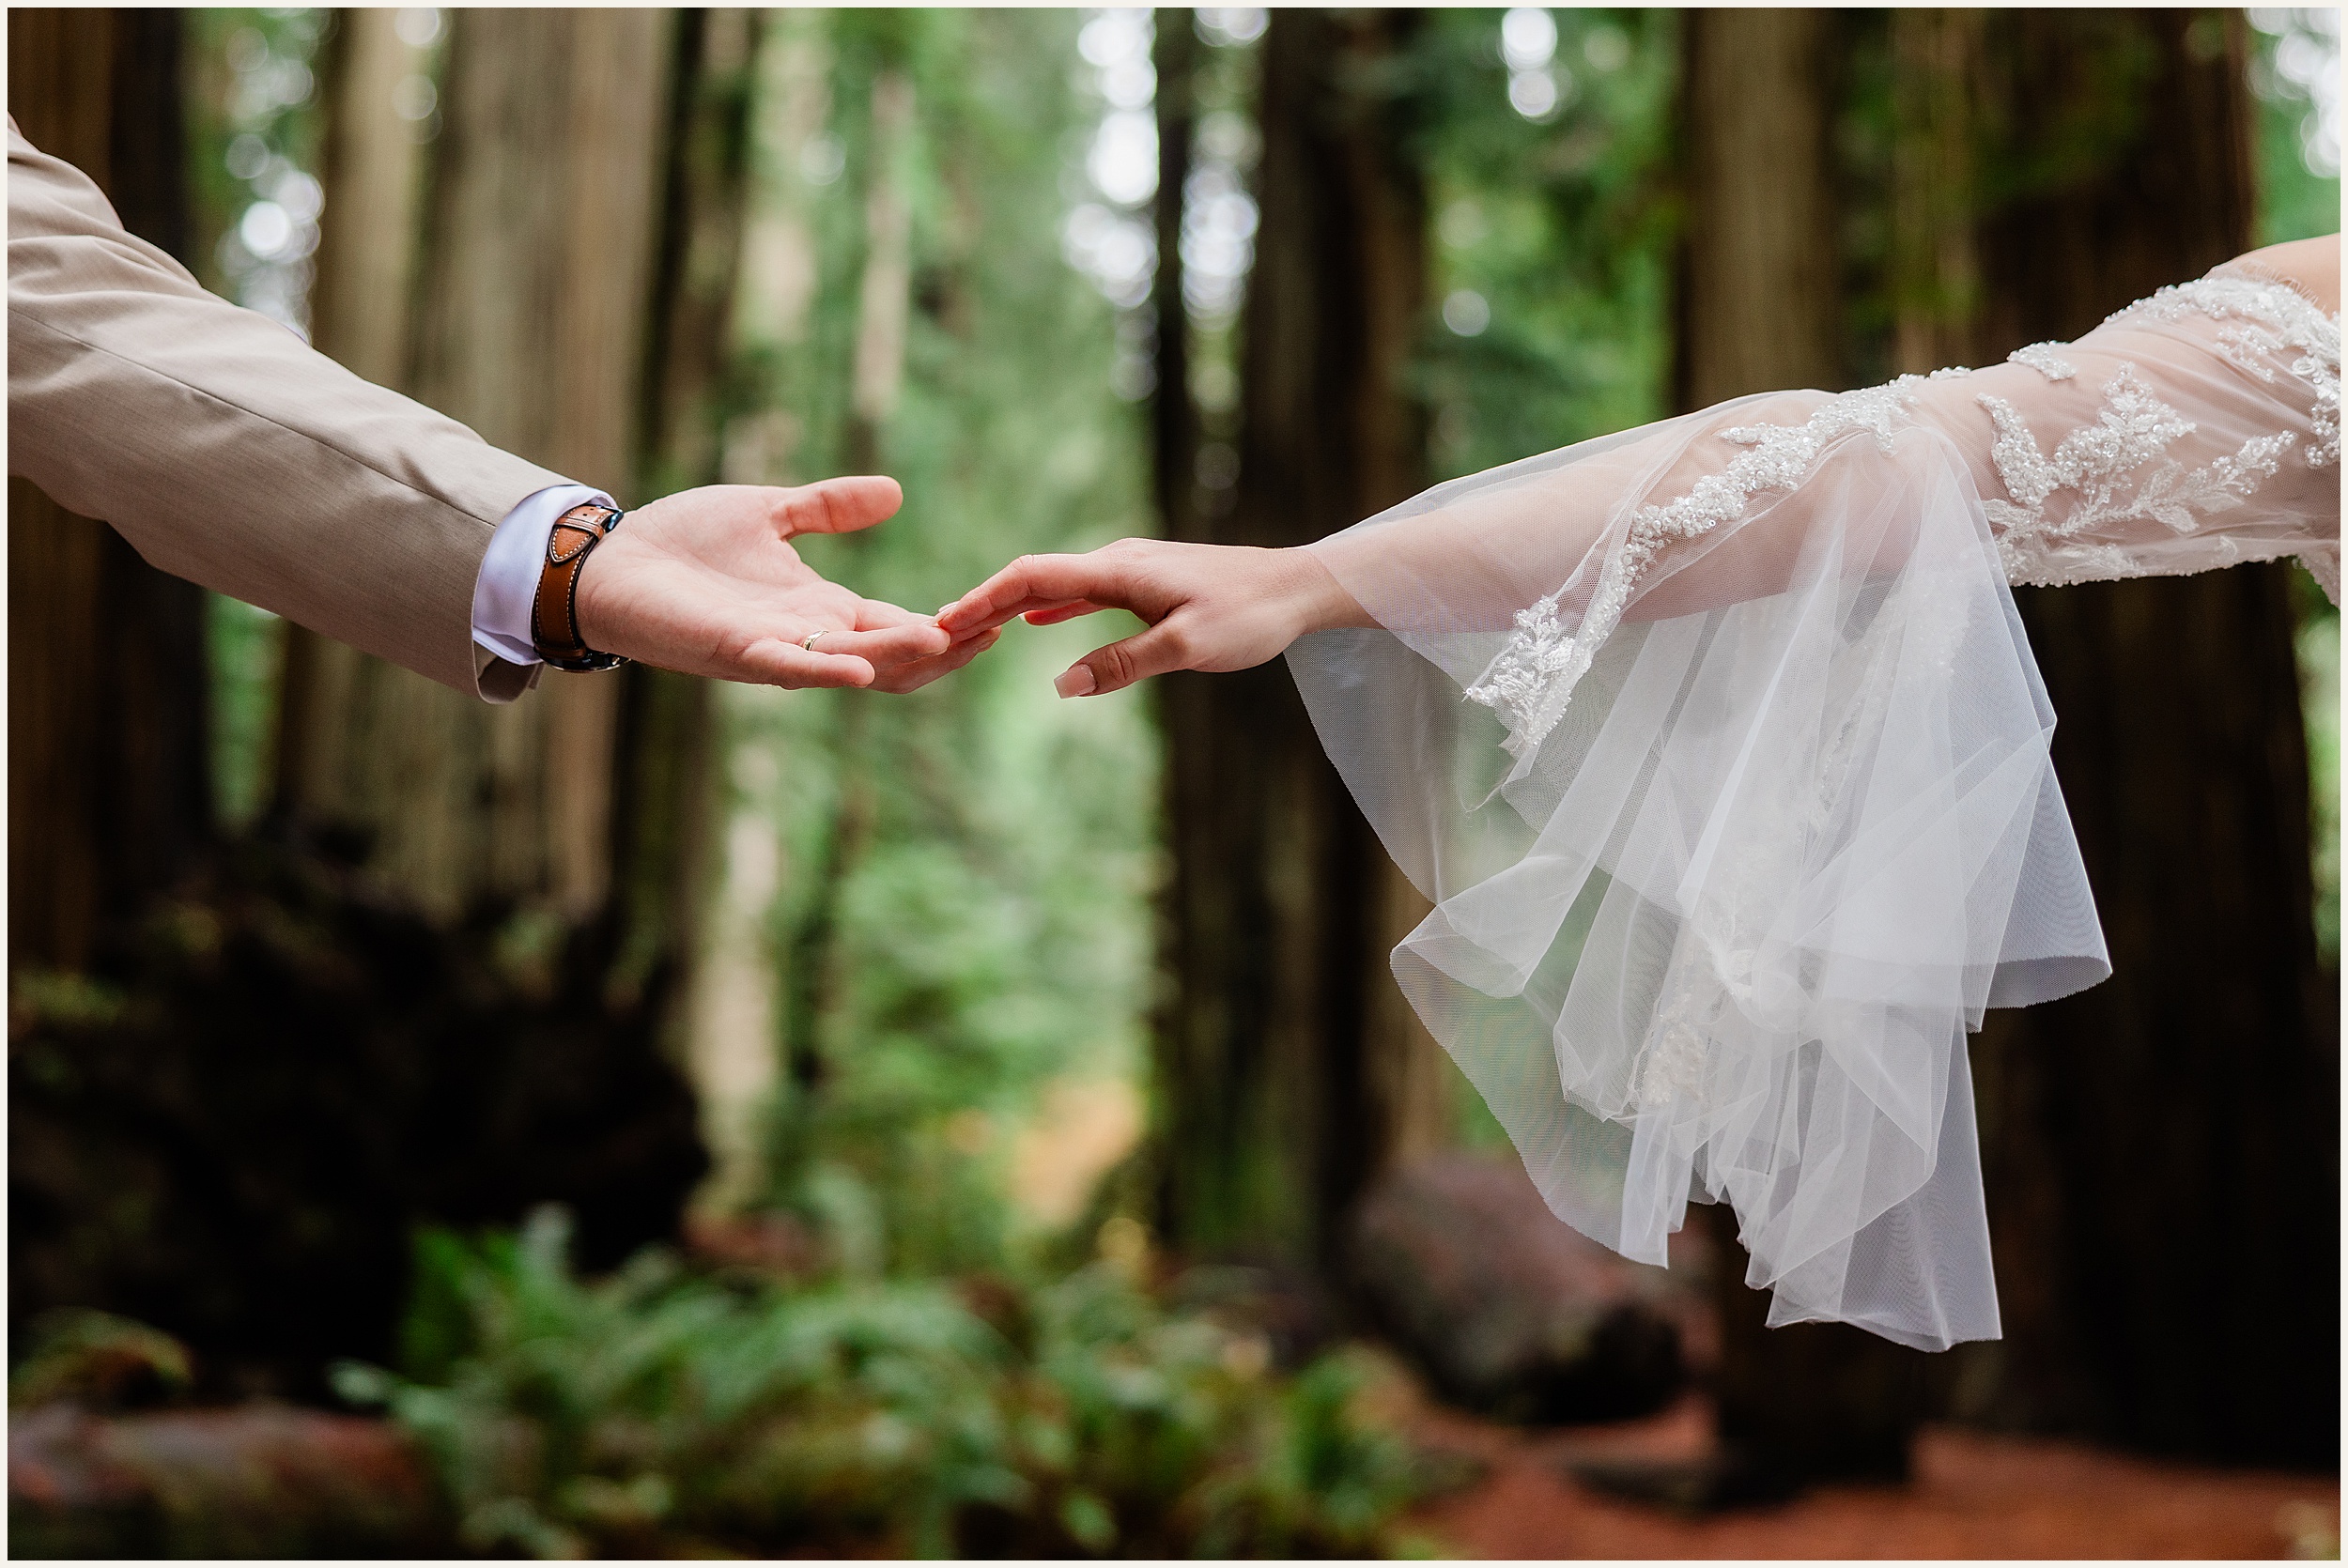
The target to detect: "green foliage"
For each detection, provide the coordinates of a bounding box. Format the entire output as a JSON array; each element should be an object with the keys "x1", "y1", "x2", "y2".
[
  {"x1": 2294, "y1": 575, "x2": 2340, "y2": 966},
  {"x1": 337, "y1": 1208, "x2": 1434, "y2": 1559},
  {"x1": 2248, "y1": 10, "x2": 2343, "y2": 247},
  {"x1": 10, "y1": 1310, "x2": 193, "y2": 1412},
  {"x1": 187, "y1": 8, "x2": 334, "y2": 827},
  {"x1": 716, "y1": 8, "x2": 1162, "y2": 1270},
  {"x1": 204, "y1": 595, "x2": 281, "y2": 829},
  {"x1": 1411, "y1": 8, "x2": 1683, "y2": 478},
  {"x1": 183, "y1": 8, "x2": 329, "y2": 298}
]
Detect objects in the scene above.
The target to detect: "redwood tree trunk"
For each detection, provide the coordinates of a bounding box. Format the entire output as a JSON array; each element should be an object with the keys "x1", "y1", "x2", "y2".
[
  {"x1": 286, "y1": 0, "x2": 746, "y2": 1081},
  {"x1": 1941, "y1": 9, "x2": 2335, "y2": 1469},
  {"x1": 272, "y1": 7, "x2": 432, "y2": 824},
  {"x1": 610, "y1": 8, "x2": 759, "y2": 1036},
  {"x1": 1151, "y1": 8, "x2": 1444, "y2": 1282},
  {"x1": 1676, "y1": 7, "x2": 1936, "y2": 1491},
  {"x1": 8, "y1": 10, "x2": 749, "y2": 1391},
  {"x1": 1676, "y1": 8, "x2": 1844, "y2": 407},
  {"x1": 7, "y1": 8, "x2": 213, "y2": 975},
  {"x1": 277, "y1": 8, "x2": 673, "y2": 927},
  {"x1": 1699, "y1": 8, "x2": 2333, "y2": 1478},
  {"x1": 1151, "y1": 9, "x2": 1200, "y2": 548}
]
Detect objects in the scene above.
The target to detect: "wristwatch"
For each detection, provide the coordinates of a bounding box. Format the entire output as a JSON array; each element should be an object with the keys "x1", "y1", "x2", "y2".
[{"x1": 532, "y1": 501, "x2": 631, "y2": 672}]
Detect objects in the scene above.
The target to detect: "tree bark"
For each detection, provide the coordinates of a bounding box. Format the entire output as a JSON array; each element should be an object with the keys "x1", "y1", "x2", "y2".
[
  {"x1": 775, "y1": 55, "x2": 918, "y2": 1161},
  {"x1": 307, "y1": 8, "x2": 429, "y2": 389},
  {"x1": 7, "y1": 8, "x2": 213, "y2": 975},
  {"x1": 614, "y1": 6, "x2": 758, "y2": 1045},
  {"x1": 1702, "y1": 8, "x2": 2332, "y2": 1476},
  {"x1": 278, "y1": 9, "x2": 673, "y2": 926},
  {"x1": 292, "y1": 3, "x2": 749, "y2": 1054},
  {"x1": 1676, "y1": 8, "x2": 1844, "y2": 406},
  {"x1": 274, "y1": 7, "x2": 434, "y2": 839},
  {"x1": 1677, "y1": 6, "x2": 1935, "y2": 1491},
  {"x1": 1151, "y1": 8, "x2": 1444, "y2": 1281},
  {"x1": 9, "y1": 10, "x2": 737, "y2": 1385},
  {"x1": 1930, "y1": 9, "x2": 2335, "y2": 1470},
  {"x1": 1886, "y1": 8, "x2": 1985, "y2": 379},
  {"x1": 641, "y1": 10, "x2": 762, "y2": 502},
  {"x1": 1151, "y1": 9, "x2": 1200, "y2": 548}
]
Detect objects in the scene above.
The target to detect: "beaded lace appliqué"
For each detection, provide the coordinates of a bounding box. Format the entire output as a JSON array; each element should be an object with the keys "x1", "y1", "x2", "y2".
[
  {"x1": 2109, "y1": 273, "x2": 2340, "y2": 468},
  {"x1": 1464, "y1": 375, "x2": 1944, "y2": 750},
  {"x1": 1977, "y1": 361, "x2": 2295, "y2": 585},
  {"x1": 1987, "y1": 274, "x2": 2337, "y2": 588},
  {"x1": 2006, "y1": 343, "x2": 2077, "y2": 381},
  {"x1": 1464, "y1": 273, "x2": 2340, "y2": 750}
]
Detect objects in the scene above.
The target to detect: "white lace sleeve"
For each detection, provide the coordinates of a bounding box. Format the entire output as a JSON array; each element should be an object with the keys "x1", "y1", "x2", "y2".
[
  {"x1": 1921, "y1": 265, "x2": 2339, "y2": 599},
  {"x1": 1283, "y1": 259, "x2": 2336, "y2": 1355}
]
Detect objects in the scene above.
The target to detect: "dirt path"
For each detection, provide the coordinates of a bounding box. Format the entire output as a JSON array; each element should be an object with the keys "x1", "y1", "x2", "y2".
[{"x1": 1404, "y1": 1394, "x2": 2340, "y2": 1560}]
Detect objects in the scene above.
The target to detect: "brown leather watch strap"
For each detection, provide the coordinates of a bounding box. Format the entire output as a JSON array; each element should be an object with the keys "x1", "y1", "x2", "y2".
[{"x1": 531, "y1": 502, "x2": 630, "y2": 672}]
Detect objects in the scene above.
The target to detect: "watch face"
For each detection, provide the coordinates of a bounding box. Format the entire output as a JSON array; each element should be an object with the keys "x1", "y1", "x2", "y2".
[{"x1": 546, "y1": 650, "x2": 628, "y2": 673}]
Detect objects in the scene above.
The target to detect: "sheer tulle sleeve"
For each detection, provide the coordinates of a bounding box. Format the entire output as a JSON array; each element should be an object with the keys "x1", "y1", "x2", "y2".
[{"x1": 1286, "y1": 263, "x2": 2338, "y2": 1351}]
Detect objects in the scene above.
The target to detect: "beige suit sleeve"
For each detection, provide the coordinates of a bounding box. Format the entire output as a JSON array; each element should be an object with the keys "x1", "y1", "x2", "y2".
[{"x1": 7, "y1": 120, "x2": 560, "y2": 699}]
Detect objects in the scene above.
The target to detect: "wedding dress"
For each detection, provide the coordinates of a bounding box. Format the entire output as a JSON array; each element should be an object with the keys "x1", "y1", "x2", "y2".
[{"x1": 1287, "y1": 261, "x2": 2340, "y2": 1352}]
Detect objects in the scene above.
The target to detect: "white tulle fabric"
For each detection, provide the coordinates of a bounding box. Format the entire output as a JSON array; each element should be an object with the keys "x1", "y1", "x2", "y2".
[{"x1": 1289, "y1": 262, "x2": 2340, "y2": 1351}]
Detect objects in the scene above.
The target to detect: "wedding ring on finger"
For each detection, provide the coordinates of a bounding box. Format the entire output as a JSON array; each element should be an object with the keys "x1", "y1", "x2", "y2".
[{"x1": 802, "y1": 632, "x2": 826, "y2": 653}]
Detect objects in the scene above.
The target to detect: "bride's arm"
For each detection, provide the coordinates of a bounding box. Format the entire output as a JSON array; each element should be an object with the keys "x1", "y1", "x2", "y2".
[
  {"x1": 941, "y1": 238, "x2": 2338, "y2": 698},
  {"x1": 935, "y1": 423, "x2": 1704, "y2": 696},
  {"x1": 2238, "y1": 233, "x2": 2339, "y2": 312},
  {"x1": 936, "y1": 386, "x2": 1921, "y2": 697}
]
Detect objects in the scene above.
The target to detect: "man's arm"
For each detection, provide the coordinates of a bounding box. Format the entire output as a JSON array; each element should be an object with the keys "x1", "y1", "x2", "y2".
[
  {"x1": 8, "y1": 122, "x2": 970, "y2": 698},
  {"x1": 8, "y1": 119, "x2": 572, "y2": 698}
]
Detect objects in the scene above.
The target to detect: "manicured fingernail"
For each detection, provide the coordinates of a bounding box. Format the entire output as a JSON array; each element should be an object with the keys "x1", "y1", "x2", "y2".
[{"x1": 1055, "y1": 665, "x2": 1096, "y2": 699}]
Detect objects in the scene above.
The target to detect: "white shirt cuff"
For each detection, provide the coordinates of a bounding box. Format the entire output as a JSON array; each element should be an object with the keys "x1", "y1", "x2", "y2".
[{"x1": 471, "y1": 483, "x2": 614, "y2": 668}]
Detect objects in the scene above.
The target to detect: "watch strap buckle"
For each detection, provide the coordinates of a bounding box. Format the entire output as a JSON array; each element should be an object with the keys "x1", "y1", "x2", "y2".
[{"x1": 531, "y1": 502, "x2": 630, "y2": 673}]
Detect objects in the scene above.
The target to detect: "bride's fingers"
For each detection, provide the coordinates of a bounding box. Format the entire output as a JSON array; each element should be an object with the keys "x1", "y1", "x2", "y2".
[
  {"x1": 934, "y1": 592, "x2": 1083, "y2": 637},
  {"x1": 1020, "y1": 600, "x2": 1107, "y2": 626},
  {"x1": 935, "y1": 557, "x2": 1056, "y2": 631},
  {"x1": 938, "y1": 554, "x2": 1151, "y2": 635},
  {"x1": 1056, "y1": 618, "x2": 1198, "y2": 698}
]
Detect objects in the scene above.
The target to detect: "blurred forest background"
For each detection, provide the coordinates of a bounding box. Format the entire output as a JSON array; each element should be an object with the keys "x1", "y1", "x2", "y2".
[{"x1": 7, "y1": 5, "x2": 2340, "y2": 1558}]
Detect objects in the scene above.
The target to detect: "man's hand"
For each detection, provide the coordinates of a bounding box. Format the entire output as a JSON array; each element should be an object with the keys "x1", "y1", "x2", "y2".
[
  {"x1": 574, "y1": 477, "x2": 992, "y2": 692},
  {"x1": 935, "y1": 539, "x2": 1367, "y2": 697}
]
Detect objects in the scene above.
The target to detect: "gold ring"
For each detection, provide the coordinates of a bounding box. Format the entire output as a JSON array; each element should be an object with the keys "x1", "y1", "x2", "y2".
[{"x1": 801, "y1": 632, "x2": 824, "y2": 653}]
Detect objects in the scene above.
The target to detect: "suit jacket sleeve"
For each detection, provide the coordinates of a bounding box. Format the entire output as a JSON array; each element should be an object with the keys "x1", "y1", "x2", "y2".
[{"x1": 7, "y1": 119, "x2": 561, "y2": 699}]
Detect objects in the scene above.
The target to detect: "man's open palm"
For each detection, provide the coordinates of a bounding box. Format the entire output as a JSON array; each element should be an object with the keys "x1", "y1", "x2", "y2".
[{"x1": 574, "y1": 476, "x2": 987, "y2": 692}]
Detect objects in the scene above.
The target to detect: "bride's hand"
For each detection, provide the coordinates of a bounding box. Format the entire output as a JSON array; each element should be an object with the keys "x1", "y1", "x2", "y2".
[{"x1": 935, "y1": 539, "x2": 1367, "y2": 697}]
